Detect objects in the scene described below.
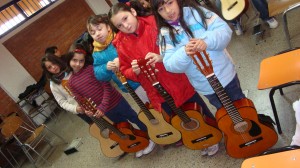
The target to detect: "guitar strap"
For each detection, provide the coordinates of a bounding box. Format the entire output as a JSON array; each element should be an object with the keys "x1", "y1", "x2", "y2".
[{"x1": 257, "y1": 114, "x2": 276, "y2": 129}]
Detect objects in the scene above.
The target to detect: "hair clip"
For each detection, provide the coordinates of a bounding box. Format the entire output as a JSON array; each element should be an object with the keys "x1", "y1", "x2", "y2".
[{"x1": 74, "y1": 49, "x2": 87, "y2": 55}]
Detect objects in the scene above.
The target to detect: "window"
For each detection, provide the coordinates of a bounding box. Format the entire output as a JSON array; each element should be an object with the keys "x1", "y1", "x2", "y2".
[{"x1": 0, "y1": 0, "x2": 58, "y2": 37}]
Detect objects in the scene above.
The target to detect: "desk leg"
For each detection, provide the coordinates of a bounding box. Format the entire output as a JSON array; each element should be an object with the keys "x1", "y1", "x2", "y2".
[
  {"x1": 0, "y1": 149, "x2": 17, "y2": 168},
  {"x1": 283, "y1": 12, "x2": 292, "y2": 49},
  {"x1": 269, "y1": 88, "x2": 282, "y2": 134}
]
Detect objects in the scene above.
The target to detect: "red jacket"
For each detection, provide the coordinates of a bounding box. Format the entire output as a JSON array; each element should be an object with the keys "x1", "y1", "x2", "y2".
[{"x1": 113, "y1": 15, "x2": 195, "y2": 112}]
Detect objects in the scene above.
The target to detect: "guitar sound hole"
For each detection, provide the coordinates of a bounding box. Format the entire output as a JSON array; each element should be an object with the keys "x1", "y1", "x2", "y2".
[
  {"x1": 181, "y1": 118, "x2": 199, "y2": 131},
  {"x1": 234, "y1": 121, "x2": 249, "y2": 133},
  {"x1": 150, "y1": 119, "x2": 159, "y2": 125}
]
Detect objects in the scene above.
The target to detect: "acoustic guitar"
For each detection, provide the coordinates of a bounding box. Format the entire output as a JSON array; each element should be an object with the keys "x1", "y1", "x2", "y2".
[
  {"x1": 80, "y1": 97, "x2": 150, "y2": 153},
  {"x1": 115, "y1": 71, "x2": 181, "y2": 145},
  {"x1": 63, "y1": 85, "x2": 124, "y2": 157},
  {"x1": 190, "y1": 51, "x2": 278, "y2": 158},
  {"x1": 137, "y1": 59, "x2": 223, "y2": 150},
  {"x1": 220, "y1": 0, "x2": 248, "y2": 20}
]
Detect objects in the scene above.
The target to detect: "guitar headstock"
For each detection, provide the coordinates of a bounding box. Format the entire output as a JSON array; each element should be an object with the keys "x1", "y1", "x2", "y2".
[
  {"x1": 137, "y1": 59, "x2": 159, "y2": 85},
  {"x1": 80, "y1": 97, "x2": 97, "y2": 113},
  {"x1": 62, "y1": 84, "x2": 97, "y2": 114},
  {"x1": 115, "y1": 71, "x2": 127, "y2": 84},
  {"x1": 189, "y1": 51, "x2": 214, "y2": 77}
]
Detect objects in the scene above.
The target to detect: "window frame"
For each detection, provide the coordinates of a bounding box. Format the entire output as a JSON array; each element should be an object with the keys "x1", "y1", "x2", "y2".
[{"x1": 0, "y1": 0, "x2": 59, "y2": 38}]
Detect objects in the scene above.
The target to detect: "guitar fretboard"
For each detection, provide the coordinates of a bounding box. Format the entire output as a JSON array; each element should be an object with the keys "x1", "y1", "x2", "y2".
[
  {"x1": 207, "y1": 75, "x2": 243, "y2": 124},
  {"x1": 153, "y1": 83, "x2": 191, "y2": 123},
  {"x1": 122, "y1": 82, "x2": 155, "y2": 120}
]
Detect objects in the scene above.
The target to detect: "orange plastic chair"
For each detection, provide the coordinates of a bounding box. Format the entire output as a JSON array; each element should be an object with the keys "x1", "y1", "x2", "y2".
[
  {"x1": 257, "y1": 48, "x2": 300, "y2": 134},
  {"x1": 241, "y1": 147, "x2": 300, "y2": 168}
]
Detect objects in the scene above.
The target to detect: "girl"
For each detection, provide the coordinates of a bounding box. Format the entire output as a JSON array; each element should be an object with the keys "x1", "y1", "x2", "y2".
[
  {"x1": 65, "y1": 46, "x2": 155, "y2": 158},
  {"x1": 109, "y1": 2, "x2": 217, "y2": 154},
  {"x1": 41, "y1": 54, "x2": 93, "y2": 125},
  {"x1": 86, "y1": 14, "x2": 148, "y2": 103},
  {"x1": 151, "y1": 0, "x2": 246, "y2": 155}
]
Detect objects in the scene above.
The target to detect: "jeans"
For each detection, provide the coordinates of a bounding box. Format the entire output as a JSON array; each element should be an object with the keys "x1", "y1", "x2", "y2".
[
  {"x1": 215, "y1": 0, "x2": 271, "y2": 24},
  {"x1": 204, "y1": 75, "x2": 245, "y2": 110},
  {"x1": 104, "y1": 97, "x2": 147, "y2": 131},
  {"x1": 161, "y1": 93, "x2": 215, "y2": 119}
]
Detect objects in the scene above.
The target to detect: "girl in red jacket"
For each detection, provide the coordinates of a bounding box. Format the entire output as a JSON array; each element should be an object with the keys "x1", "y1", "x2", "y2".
[
  {"x1": 109, "y1": 2, "x2": 214, "y2": 118},
  {"x1": 108, "y1": 2, "x2": 219, "y2": 154}
]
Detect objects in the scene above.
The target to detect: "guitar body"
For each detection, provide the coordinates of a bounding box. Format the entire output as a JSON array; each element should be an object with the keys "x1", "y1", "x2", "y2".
[
  {"x1": 109, "y1": 122, "x2": 149, "y2": 153},
  {"x1": 216, "y1": 98, "x2": 278, "y2": 158},
  {"x1": 171, "y1": 110, "x2": 223, "y2": 150},
  {"x1": 221, "y1": 0, "x2": 248, "y2": 20},
  {"x1": 138, "y1": 107, "x2": 182, "y2": 145},
  {"x1": 89, "y1": 123, "x2": 124, "y2": 157}
]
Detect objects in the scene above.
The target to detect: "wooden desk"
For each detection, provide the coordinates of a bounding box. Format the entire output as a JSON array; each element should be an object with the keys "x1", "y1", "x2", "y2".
[
  {"x1": 268, "y1": 0, "x2": 300, "y2": 17},
  {"x1": 241, "y1": 149, "x2": 300, "y2": 168}
]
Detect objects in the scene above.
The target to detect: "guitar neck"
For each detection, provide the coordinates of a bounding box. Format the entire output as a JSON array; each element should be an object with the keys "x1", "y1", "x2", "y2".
[
  {"x1": 122, "y1": 82, "x2": 155, "y2": 120},
  {"x1": 92, "y1": 117, "x2": 126, "y2": 138},
  {"x1": 153, "y1": 83, "x2": 191, "y2": 123},
  {"x1": 206, "y1": 75, "x2": 243, "y2": 124}
]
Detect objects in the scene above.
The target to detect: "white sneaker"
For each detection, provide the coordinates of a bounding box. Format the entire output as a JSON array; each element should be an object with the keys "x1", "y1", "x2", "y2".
[
  {"x1": 266, "y1": 18, "x2": 278, "y2": 29},
  {"x1": 142, "y1": 140, "x2": 156, "y2": 155},
  {"x1": 201, "y1": 148, "x2": 208, "y2": 156},
  {"x1": 207, "y1": 144, "x2": 219, "y2": 156},
  {"x1": 233, "y1": 22, "x2": 243, "y2": 36},
  {"x1": 135, "y1": 150, "x2": 143, "y2": 158}
]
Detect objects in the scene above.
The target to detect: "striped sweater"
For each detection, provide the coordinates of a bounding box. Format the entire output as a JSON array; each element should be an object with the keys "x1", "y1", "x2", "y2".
[{"x1": 68, "y1": 65, "x2": 122, "y2": 113}]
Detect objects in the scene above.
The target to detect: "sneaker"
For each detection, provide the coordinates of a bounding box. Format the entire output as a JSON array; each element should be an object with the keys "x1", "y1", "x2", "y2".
[
  {"x1": 135, "y1": 150, "x2": 143, "y2": 158},
  {"x1": 201, "y1": 148, "x2": 208, "y2": 156},
  {"x1": 233, "y1": 22, "x2": 243, "y2": 36},
  {"x1": 207, "y1": 144, "x2": 219, "y2": 156},
  {"x1": 266, "y1": 17, "x2": 278, "y2": 29},
  {"x1": 175, "y1": 140, "x2": 183, "y2": 147},
  {"x1": 142, "y1": 140, "x2": 156, "y2": 155}
]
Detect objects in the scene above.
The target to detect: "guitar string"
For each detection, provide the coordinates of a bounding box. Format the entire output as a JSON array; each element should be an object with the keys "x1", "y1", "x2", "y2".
[
  {"x1": 139, "y1": 59, "x2": 220, "y2": 149},
  {"x1": 192, "y1": 52, "x2": 250, "y2": 145}
]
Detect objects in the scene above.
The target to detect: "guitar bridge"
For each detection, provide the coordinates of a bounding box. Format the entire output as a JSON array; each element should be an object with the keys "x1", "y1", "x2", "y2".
[
  {"x1": 191, "y1": 134, "x2": 213, "y2": 143},
  {"x1": 128, "y1": 142, "x2": 141, "y2": 148},
  {"x1": 239, "y1": 137, "x2": 263, "y2": 148},
  {"x1": 110, "y1": 142, "x2": 120, "y2": 149},
  {"x1": 228, "y1": 1, "x2": 238, "y2": 11},
  {"x1": 156, "y1": 132, "x2": 173, "y2": 138}
]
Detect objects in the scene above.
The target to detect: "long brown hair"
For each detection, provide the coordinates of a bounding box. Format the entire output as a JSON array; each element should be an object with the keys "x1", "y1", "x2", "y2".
[
  {"x1": 151, "y1": 0, "x2": 208, "y2": 52},
  {"x1": 41, "y1": 54, "x2": 68, "y2": 84}
]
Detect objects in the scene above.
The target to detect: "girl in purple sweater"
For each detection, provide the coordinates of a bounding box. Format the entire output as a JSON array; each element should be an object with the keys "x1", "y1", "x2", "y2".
[{"x1": 66, "y1": 46, "x2": 155, "y2": 157}]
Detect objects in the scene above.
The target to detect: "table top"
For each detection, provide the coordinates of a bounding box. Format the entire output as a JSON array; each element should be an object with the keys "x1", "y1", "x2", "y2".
[
  {"x1": 268, "y1": 0, "x2": 300, "y2": 17},
  {"x1": 241, "y1": 149, "x2": 300, "y2": 168}
]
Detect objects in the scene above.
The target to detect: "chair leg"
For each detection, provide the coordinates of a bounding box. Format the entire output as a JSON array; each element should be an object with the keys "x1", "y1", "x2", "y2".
[
  {"x1": 282, "y1": 11, "x2": 291, "y2": 49},
  {"x1": 25, "y1": 144, "x2": 52, "y2": 166},
  {"x1": 20, "y1": 145, "x2": 38, "y2": 168},
  {"x1": 0, "y1": 149, "x2": 17, "y2": 168},
  {"x1": 43, "y1": 124, "x2": 68, "y2": 144},
  {"x1": 279, "y1": 88, "x2": 284, "y2": 95},
  {"x1": 269, "y1": 88, "x2": 282, "y2": 134}
]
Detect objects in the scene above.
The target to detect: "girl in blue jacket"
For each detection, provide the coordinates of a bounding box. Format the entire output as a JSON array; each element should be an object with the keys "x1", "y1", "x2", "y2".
[
  {"x1": 86, "y1": 14, "x2": 149, "y2": 103},
  {"x1": 149, "y1": 0, "x2": 246, "y2": 156}
]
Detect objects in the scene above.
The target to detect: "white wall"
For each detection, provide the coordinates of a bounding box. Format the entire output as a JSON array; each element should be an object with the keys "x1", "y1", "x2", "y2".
[
  {"x1": 85, "y1": 0, "x2": 111, "y2": 14},
  {"x1": 0, "y1": 43, "x2": 36, "y2": 101}
]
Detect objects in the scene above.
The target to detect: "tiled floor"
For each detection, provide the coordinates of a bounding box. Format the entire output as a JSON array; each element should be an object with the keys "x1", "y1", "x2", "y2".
[{"x1": 18, "y1": 6, "x2": 300, "y2": 168}]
